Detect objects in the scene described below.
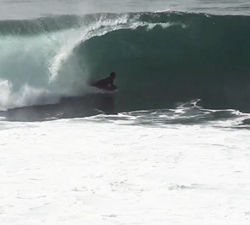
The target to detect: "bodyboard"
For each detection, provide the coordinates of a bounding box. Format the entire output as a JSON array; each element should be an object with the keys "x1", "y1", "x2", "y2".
[{"x1": 90, "y1": 84, "x2": 118, "y2": 94}]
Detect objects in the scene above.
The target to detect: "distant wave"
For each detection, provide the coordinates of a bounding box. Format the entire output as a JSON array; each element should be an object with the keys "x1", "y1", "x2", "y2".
[{"x1": 1, "y1": 12, "x2": 250, "y2": 112}]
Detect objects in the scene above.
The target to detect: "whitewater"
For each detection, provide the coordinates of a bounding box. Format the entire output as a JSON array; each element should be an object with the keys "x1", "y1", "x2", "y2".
[{"x1": 1, "y1": 0, "x2": 250, "y2": 224}]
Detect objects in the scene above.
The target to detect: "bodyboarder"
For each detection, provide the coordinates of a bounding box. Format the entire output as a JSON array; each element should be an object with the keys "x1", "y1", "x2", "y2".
[{"x1": 91, "y1": 72, "x2": 117, "y2": 91}]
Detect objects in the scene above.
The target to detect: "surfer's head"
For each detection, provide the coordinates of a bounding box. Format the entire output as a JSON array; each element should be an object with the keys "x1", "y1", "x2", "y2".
[{"x1": 110, "y1": 72, "x2": 116, "y2": 79}]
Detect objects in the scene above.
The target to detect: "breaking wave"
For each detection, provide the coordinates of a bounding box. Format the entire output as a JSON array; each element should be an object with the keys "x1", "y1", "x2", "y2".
[{"x1": 1, "y1": 12, "x2": 250, "y2": 112}]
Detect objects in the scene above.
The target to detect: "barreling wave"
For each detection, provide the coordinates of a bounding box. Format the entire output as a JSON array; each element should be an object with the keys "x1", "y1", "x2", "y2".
[{"x1": 1, "y1": 11, "x2": 250, "y2": 113}]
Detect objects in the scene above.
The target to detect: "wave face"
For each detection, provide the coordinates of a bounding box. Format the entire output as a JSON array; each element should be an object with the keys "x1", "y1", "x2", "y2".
[{"x1": 1, "y1": 12, "x2": 250, "y2": 112}]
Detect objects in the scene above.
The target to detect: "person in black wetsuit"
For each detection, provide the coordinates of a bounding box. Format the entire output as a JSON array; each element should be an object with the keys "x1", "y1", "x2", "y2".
[{"x1": 92, "y1": 72, "x2": 117, "y2": 90}]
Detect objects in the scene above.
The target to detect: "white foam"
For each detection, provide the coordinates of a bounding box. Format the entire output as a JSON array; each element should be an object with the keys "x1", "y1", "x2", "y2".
[
  {"x1": 0, "y1": 79, "x2": 59, "y2": 110},
  {"x1": 0, "y1": 120, "x2": 250, "y2": 224}
]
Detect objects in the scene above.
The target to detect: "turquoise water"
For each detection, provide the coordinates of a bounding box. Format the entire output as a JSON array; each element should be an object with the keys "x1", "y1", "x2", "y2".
[{"x1": 1, "y1": 8, "x2": 250, "y2": 114}]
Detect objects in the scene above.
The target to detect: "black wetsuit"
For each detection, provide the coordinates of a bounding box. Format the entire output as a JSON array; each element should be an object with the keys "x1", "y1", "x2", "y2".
[{"x1": 93, "y1": 76, "x2": 115, "y2": 89}]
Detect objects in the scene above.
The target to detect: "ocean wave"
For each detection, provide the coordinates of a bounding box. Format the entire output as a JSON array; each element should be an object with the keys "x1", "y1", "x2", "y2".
[{"x1": 0, "y1": 12, "x2": 250, "y2": 112}]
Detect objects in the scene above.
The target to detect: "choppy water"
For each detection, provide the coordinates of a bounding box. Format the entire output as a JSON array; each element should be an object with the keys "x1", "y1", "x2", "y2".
[{"x1": 1, "y1": 1, "x2": 250, "y2": 224}]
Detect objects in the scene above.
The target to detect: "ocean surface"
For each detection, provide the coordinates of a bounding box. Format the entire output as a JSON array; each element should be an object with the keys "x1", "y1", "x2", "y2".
[{"x1": 1, "y1": 0, "x2": 250, "y2": 224}]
